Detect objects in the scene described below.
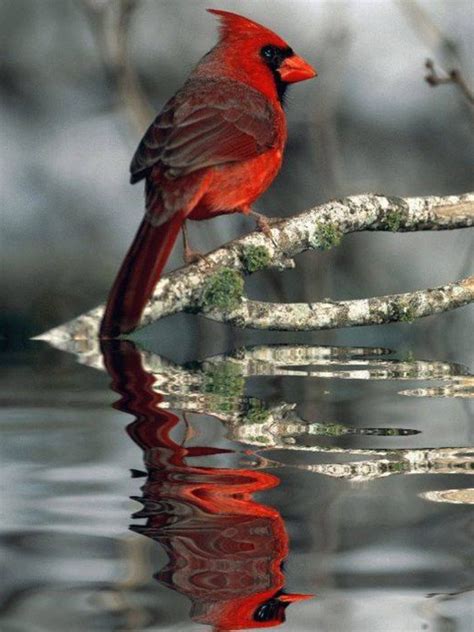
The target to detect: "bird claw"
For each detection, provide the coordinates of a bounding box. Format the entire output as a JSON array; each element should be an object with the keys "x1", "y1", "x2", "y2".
[
  {"x1": 250, "y1": 211, "x2": 283, "y2": 237},
  {"x1": 183, "y1": 248, "x2": 205, "y2": 265},
  {"x1": 255, "y1": 216, "x2": 273, "y2": 237},
  {"x1": 249, "y1": 212, "x2": 284, "y2": 252}
]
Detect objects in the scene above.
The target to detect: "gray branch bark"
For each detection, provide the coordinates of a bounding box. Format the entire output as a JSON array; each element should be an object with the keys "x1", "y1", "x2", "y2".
[
  {"x1": 204, "y1": 276, "x2": 474, "y2": 330},
  {"x1": 35, "y1": 192, "x2": 474, "y2": 341}
]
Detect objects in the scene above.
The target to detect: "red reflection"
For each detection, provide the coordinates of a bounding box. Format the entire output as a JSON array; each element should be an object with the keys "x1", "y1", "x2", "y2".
[{"x1": 102, "y1": 341, "x2": 311, "y2": 630}]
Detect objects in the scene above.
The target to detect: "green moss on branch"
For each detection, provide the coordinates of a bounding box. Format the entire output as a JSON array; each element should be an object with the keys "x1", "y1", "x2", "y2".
[
  {"x1": 240, "y1": 245, "x2": 271, "y2": 273},
  {"x1": 203, "y1": 361, "x2": 244, "y2": 396},
  {"x1": 312, "y1": 222, "x2": 343, "y2": 250},
  {"x1": 385, "y1": 209, "x2": 406, "y2": 231},
  {"x1": 391, "y1": 301, "x2": 417, "y2": 323},
  {"x1": 243, "y1": 398, "x2": 270, "y2": 423},
  {"x1": 200, "y1": 268, "x2": 244, "y2": 312}
]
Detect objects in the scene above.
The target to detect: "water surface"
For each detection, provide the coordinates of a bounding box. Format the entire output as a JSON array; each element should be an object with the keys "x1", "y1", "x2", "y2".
[{"x1": 0, "y1": 336, "x2": 472, "y2": 631}]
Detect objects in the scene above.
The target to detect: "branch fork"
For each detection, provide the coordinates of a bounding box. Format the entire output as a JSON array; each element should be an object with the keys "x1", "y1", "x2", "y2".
[{"x1": 35, "y1": 192, "x2": 474, "y2": 341}]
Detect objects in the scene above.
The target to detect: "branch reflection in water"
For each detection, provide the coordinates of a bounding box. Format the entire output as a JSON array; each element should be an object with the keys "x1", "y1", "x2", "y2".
[
  {"x1": 58, "y1": 337, "x2": 473, "y2": 484},
  {"x1": 102, "y1": 341, "x2": 312, "y2": 630},
  {"x1": 41, "y1": 337, "x2": 473, "y2": 628}
]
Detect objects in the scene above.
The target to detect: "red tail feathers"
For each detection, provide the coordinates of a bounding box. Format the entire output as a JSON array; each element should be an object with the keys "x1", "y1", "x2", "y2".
[{"x1": 100, "y1": 215, "x2": 183, "y2": 338}]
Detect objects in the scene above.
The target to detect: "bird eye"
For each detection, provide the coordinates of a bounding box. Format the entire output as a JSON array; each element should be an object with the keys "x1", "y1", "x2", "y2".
[
  {"x1": 261, "y1": 45, "x2": 276, "y2": 60},
  {"x1": 254, "y1": 598, "x2": 284, "y2": 622}
]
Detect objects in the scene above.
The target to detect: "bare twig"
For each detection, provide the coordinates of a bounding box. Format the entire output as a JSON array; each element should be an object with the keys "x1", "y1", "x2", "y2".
[
  {"x1": 398, "y1": 1, "x2": 473, "y2": 110},
  {"x1": 425, "y1": 59, "x2": 474, "y2": 106},
  {"x1": 397, "y1": 0, "x2": 460, "y2": 64}
]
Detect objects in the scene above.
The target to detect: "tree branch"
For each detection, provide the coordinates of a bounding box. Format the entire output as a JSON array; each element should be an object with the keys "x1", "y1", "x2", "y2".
[
  {"x1": 203, "y1": 276, "x2": 474, "y2": 330},
  {"x1": 35, "y1": 192, "x2": 474, "y2": 341}
]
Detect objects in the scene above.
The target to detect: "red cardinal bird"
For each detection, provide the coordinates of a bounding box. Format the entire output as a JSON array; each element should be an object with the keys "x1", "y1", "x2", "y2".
[{"x1": 100, "y1": 9, "x2": 316, "y2": 338}]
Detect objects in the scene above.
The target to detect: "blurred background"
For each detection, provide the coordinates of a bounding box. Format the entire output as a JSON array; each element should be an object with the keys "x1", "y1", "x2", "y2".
[
  {"x1": 1, "y1": 4, "x2": 473, "y2": 630},
  {"x1": 1, "y1": 0, "x2": 473, "y2": 351}
]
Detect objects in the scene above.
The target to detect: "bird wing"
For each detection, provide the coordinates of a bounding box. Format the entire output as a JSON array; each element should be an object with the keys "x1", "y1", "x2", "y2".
[{"x1": 130, "y1": 78, "x2": 279, "y2": 184}]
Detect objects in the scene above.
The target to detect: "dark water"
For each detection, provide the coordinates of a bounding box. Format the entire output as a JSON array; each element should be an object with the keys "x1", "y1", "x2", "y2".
[{"x1": 1, "y1": 334, "x2": 473, "y2": 631}]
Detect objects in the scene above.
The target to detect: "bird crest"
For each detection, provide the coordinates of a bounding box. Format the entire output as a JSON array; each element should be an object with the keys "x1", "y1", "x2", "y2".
[{"x1": 207, "y1": 8, "x2": 288, "y2": 47}]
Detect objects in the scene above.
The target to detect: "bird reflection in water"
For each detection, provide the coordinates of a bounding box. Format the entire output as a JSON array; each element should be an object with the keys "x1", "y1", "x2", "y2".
[{"x1": 101, "y1": 341, "x2": 312, "y2": 630}]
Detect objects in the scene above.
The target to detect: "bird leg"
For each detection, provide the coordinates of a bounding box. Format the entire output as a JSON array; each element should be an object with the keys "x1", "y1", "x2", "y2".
[
  {"x1": 182, "y1": 221, "x2": 204, "y2": 265},
  {"x1": 248, "y1": 211, "x2": 284, "y2": 252},
  {"x1": 249, "y1": 210, "x2": 284, "y2": 238}
]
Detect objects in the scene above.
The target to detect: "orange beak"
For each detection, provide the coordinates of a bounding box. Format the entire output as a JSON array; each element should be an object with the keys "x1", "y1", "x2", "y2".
[
  {"x1": 277, "y1": 54, "x2": 317, "y2": 83},
  {"x1": 279, "y1": 593, "x2": 314, "y2": 603}
]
